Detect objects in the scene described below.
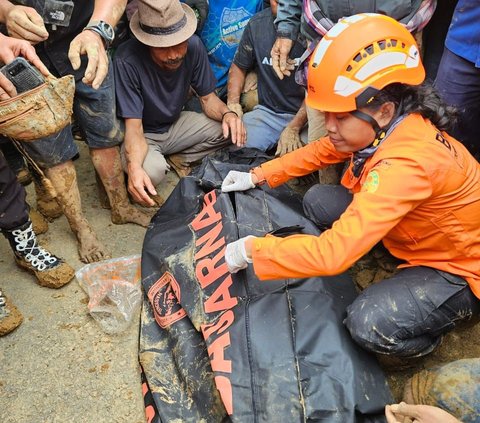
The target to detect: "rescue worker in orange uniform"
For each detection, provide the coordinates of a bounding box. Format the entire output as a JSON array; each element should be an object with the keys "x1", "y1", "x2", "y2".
[{"x1": 221, "y1": 13, "x2": 480, "y2": 358}]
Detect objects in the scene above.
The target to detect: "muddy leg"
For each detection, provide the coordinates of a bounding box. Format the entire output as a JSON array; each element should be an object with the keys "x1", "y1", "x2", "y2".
[
  {"x1": 46, "y1": 161, "x2": 110, "y2": 263},
  {"x1": 34, "y1": 178, "x2": 63, "y2": 220},
  {"x1": 90, "y1": 147, "x2": 151, "y2": 228}
]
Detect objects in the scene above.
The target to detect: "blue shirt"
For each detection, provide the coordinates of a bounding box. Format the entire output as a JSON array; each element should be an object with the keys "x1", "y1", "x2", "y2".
[
  {"x1": 198, "y1": 0, "x2": 263, "y2": 89},
  {"x1": 445, "y1": 0, "x2": 480, "y2": 67},
  {"x1": 114, "y1": 35, "x2": 216, "y2": 134}
]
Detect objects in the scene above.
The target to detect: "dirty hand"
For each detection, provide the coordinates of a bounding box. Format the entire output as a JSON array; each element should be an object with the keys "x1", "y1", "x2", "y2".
[
  {"x1": 225, "y1": 236, "x2": 254, "y2": 273},
  {"x1": 385, "y1": 403, "x2": 461, "y2": 423},
  {"x1": 5, "y1": 5, "x2": 49, "y2": 44},
  {"x1": 227, "y1": 102, "x2": 244, "y2": 119},
  {"x1": 271, "y1": 37, "x2": 294, "y2": 80},
  {"x1": 276, "y1": 126, "x2": 304, "y2": 157},
  {"x1": 0, "y1": 34, "x2": 50, "y2": 100},
  {"x1": 243, "y1": 71, "x2": 257, "y2": 92},
  {"x1": 0, "y1": 73, "x2": 16, "y2": 100},
  {"x1": 221, "y1": 170, "x2": 255, "y2": 192},
  {"x1": 127, "y1": 167, "x2": 157, "y2": 207},
  {"x1": 68, "y1": 30, "x2": 108, "y2": 89},
  {"x1": 222, "y1": 111, "x2": 246, "y2": 147}
]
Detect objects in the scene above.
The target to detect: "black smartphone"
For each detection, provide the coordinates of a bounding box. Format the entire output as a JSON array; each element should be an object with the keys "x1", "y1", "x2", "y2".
[{"x1": 0, "y1": 57, "x2": 45, "y2": 94}]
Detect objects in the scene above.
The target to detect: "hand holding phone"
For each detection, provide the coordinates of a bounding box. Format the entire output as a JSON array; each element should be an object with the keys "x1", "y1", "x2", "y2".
[{"x1": 0, "y1": 57, "x2": 45, "y2": 94}]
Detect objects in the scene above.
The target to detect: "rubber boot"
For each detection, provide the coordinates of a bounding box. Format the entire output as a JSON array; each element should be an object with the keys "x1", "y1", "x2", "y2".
[
  {"x1": 46, "y1": 161, "x2": 109, "y2": 263},
  {"x1": 0, "y1": 288, "x2": 23, "y2": 336},
  {"x1": 90, "y1": 147, "x2": 151, "y2": 227},
  {"x1": 3, "y1": 220, "x2": 75, "y2": 288},
  {"x1": 34, "y1": 178, "x2": 63, "y2": 220}
]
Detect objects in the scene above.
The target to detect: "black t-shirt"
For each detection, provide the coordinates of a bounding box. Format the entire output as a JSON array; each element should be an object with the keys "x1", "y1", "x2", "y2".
[
  {"x1": 233, "y1": 8, "x2": 305, "y2": 114},
  {"x1": 114, "y1": 35, "x2": 217, "y2": 134}
]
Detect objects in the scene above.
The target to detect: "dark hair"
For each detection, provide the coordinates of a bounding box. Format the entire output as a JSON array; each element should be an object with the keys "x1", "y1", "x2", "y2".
[{"x1": 365, "y1": 82, "x2": 457, "y2": 132}]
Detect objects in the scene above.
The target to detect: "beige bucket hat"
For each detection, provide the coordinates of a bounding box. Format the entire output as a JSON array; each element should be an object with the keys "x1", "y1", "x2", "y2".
[{"x1": 130, "y1": 0, "x2": 197, "y2": 48}]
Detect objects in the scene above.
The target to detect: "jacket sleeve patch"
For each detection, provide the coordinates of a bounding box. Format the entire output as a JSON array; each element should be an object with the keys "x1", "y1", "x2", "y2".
[{"x1": 362, "y1": 170, "x2": 380, "y2": 193}]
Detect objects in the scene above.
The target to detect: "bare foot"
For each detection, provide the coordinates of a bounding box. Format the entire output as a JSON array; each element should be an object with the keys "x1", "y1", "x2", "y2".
[
  {"x1": 76, "y1": 224, "x2": 111, "y2": 263},
  {"x1": 111, "y1": 204, "x2": 152, "y2": 228}
]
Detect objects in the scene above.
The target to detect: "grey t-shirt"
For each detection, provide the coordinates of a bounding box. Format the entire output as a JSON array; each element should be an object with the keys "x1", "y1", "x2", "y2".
[{"x1": 114, "y1": 35, "x2": 217, "y2": 134}]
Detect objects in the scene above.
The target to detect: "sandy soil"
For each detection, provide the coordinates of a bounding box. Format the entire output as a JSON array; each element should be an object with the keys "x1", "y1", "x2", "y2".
[
  {"x1": 1, "y1": 141, "x2": 479, "y2": 422},
  {"x1": 0, "y1": 141, "x2": 178, "y2": 423}
]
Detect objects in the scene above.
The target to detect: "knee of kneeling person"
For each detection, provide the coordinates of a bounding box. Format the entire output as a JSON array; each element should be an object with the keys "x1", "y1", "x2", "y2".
[
  {"x1": 344, "y1": 300, "x2": 400, "y2": 354},
  {"x1": 303, "y1": 184, "x2": 351, "y2": 228},
  {"x1": 143, "y1": 160, "x2": 169, "y2": 187}
]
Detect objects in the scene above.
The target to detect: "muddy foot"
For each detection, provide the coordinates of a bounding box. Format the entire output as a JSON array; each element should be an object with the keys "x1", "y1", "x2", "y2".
[
  {"x1": 37, "y1": 195, "x2": 63, "y2": 221},
  {"x1": 111, "y1": 204, "x2": 152, "y2": 228},
  {"x1": 29, "y1": 208, "x2": 49, "y2": 234},
  {"x1": 77, "y1": 225, "x2": 111, "y2": 263}
]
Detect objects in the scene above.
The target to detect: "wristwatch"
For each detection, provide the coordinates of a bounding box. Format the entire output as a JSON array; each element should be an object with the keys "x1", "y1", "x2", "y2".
[{"x1": 83, "y1": 20, "x2": 115, "y2": 48}]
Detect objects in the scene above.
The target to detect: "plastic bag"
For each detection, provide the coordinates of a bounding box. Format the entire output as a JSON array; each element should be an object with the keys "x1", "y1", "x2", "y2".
[{"x1": 76, "y1": 254, "x2": 142, "y2": 334}]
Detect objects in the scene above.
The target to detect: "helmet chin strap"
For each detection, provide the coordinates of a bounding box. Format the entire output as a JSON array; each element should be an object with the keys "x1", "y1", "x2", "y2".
[
  {"x1": 349, "y1": 110, "x2": 386, "y2": 147},
  {"x1": 350, "y1": 97, "x2": 404, "y2": 147}
]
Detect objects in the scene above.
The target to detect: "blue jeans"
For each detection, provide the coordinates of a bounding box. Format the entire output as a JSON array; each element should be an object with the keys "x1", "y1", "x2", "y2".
[
  {"x1": 302, "y1": 184, "x2": 480, "y2": 357},
  {"x1": 412, "y1": 358, "x2": 480, "y2": 422},
  {"x1": 243, "y1": 105, "x2": 307, "y2": 152},
  {"x1": 435, "y1": 48, "x2": 480, "y2": 155}
]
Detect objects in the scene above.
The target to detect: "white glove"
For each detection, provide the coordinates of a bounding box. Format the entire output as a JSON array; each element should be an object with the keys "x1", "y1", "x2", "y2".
[
  {"x1": 225, "y1": 236, "x2": 254, "y2": 273},
  {"x1": 221, "y1": 170, "x2": 255, "y2": 192}
]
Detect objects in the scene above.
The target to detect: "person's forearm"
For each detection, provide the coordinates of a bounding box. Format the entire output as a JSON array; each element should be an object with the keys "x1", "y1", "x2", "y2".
[
  {"x1": 227, "y1": 64, "x2": 247, "y2": 104},
  {"x1": 124, "y1": 120, "x2": 148, "y2": 173},
  {"x1": 0, "y1": 0, "x2": 14, "y2": 22},
  {"x1": 91, "y1": 0, "x2": 126, "y2": 26},
  {"x1": 274, "y1": 0, "x2": 301, "y2": 40},
  {"x1": 200, "y1": 92, "x2": 229, "y2": 121},
  {"x1": 288, "y1": 101, "x2": 307, "y2": 130}
]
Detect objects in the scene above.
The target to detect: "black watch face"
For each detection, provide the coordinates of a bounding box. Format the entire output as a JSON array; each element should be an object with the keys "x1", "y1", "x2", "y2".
[{"x1": 100, "y1": 22, "x2": 115, "y2": 41}]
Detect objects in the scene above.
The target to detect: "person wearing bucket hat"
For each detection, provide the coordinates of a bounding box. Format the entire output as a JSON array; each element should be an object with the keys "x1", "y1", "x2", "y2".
[
  {"x1": 220, "y1": 14, "x2": 480, "y2": 361},
  {"x1": 0, "y1": 0, "x2": 153, "y2": 264},
  {"x1": 114, "y1": 0, "x2": 246, "y2": 207}
]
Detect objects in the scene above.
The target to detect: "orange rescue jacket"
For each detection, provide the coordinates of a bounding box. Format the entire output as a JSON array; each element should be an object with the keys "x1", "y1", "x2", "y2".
[{"x1": 251, "y1": 114, "x2": 480, "y2": 298}]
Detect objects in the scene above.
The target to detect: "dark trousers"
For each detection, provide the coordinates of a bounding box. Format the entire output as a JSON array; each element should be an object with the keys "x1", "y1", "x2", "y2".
[
  {"x1": 303, "y1": 184, "x2": 480, "y2": 357},
  {"x1": 435, "y1": 48, "x2": 480, "y2": 156},
  {"x1": 421, "y1": 0, "x2": 458, "y2": 81},
  {"x1": 0, "y1": 152, "x2": 29, "y2": 230}
]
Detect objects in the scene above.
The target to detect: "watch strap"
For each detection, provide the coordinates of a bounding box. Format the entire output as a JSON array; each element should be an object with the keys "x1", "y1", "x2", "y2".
[{"x1": 83, "y1": 20, "x2": 114, "y2": 47}]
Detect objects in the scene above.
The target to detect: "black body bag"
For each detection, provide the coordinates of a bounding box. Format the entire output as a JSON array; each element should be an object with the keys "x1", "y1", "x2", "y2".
[{"x1": 140, "y1": 150, "x2": 392, "y2": 422}]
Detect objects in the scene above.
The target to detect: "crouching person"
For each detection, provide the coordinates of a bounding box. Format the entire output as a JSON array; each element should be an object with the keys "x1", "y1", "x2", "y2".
[
  {"x1": 220, "y1": 14, "x2": 480, "y2": 360},
  {"x1": 114, "y1": 0, "x2": 245, "y2": 207}
]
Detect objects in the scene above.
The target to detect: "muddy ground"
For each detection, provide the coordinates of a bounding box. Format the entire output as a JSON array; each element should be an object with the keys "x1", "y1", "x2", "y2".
[{"x1": 1, "y1": 140, "x2": 479, "y2": 422}]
